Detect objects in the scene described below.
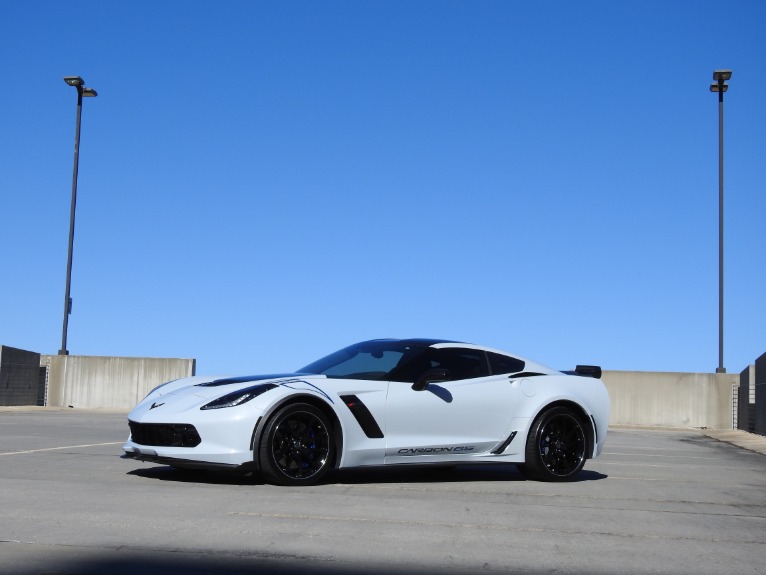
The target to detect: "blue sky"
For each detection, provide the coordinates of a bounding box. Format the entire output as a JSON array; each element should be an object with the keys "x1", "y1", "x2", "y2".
[{"x1": 2, "y1": 1, "x2": 764, "y2": 375}]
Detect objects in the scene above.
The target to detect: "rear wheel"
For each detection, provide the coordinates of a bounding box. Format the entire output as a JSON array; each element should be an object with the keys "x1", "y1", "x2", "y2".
[
  {"x1": 523, "y1": 406, "x2": 587, "y2": 481},
  {"x1": 259, "y1": 403, "x2": 334, "y2": 486}
]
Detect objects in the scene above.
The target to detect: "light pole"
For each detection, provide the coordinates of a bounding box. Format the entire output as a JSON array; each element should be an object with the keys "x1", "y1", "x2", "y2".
[
  {"x1": 710, "y1": 70, "x2": 731, "y2": 374},
  {"x1": 59, "y1": 76, "x2": 98, "y2": 356}
]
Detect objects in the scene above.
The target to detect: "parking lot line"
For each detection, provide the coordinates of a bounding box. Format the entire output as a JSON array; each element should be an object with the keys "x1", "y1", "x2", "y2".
[{"x1": 0, "y1": 442, "x2": 123, "y2": 456}]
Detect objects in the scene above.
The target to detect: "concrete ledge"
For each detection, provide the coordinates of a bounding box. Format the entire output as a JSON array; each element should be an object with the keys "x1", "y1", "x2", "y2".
[{"x1": 703, "y1": 429, "x2": 766, "y2": 456}]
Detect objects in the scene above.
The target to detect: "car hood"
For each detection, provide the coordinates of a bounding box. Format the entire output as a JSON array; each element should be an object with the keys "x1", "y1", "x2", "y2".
[{"x1": 145, "y1": 373, "x2": 326, "y2": 402}]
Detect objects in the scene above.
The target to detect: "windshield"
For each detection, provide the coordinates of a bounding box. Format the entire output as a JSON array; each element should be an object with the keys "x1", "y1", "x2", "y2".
[{"x1": 299, "y1": 340, "x2": 427, "y2": 381}]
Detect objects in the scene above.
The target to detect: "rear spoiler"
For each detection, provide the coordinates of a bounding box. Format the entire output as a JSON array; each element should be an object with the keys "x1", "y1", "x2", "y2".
[{"x1": 563, "y1": 365, "x2": 602, "y2": 379}]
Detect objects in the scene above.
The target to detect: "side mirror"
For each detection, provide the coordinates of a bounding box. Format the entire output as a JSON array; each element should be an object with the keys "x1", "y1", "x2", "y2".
[{"x1": 411, "y1": 368, "x2": 451, "y2": 391}]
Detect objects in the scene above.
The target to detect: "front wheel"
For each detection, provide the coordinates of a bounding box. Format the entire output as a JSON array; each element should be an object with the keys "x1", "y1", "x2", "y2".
[
  {"x1": 259, "y1": 403, "x2": 335, "y2": 486},
  {"x1": 522, "y1": 406, "x2": 587, "y2": 482}
]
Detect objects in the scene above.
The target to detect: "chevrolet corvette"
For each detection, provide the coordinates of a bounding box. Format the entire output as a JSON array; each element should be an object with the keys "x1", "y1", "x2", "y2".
[{"x1": 123, "y1": 339, "x2": 610, "y2": 485}]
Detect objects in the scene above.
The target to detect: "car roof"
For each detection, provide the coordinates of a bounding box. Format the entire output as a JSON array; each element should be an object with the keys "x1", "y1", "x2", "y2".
[
  {"x1": 397, "y1": 338, "x2": 462, "y2": 346},
  {"x1": 363, "y1": 338, "x2": 559, "y2": 374}
]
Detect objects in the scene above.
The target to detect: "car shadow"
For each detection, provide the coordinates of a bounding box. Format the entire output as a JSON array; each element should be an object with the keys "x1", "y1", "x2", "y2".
[
  {"x1": 126, "y1": 464, "x2": 607, "y2": 486},
  {"x1": 30, "y1": 548, "x2": 575, "y2": 575},
  {"x1": 328, "y1": 465, "x2": 608, "y2": 485},
  {"x1": 127, "y1": 466, "x2": 261, "y2": 485}
]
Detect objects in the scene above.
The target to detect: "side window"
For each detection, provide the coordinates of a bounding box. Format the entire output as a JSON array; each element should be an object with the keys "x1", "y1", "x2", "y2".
[
  {"x1": 487, "y1": 351, "x2": 525, "y2": 375},
  {"x1": 428, "y1": 348, "x2": 490, "y2": 381}
]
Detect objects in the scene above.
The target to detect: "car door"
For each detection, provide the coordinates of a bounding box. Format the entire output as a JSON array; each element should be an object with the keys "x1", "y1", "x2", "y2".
[{"x1": 383, "y1": 347, "x2": 520, "y2": 464}]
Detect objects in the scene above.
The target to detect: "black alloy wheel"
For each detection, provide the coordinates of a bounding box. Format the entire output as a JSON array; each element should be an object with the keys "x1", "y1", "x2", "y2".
[
  {"x1": 259, "y1": 403, "x2": 334, "y2": 486},
  {"x1": 521, "y1": 406, "x2": 587, "y2": 482}
]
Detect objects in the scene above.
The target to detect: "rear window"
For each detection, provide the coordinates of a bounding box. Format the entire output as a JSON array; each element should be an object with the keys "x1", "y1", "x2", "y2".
[{"x1": 487, "y1": 351, "x2": 525, "y2": 375}]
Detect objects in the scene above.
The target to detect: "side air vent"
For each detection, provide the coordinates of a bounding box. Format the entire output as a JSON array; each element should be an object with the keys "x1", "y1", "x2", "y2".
[
  {"x1": 339, "y1": 395, "x2": 384, "y2": 439},
  {"x1": 491, "y1": 431, "x2": 517, "y2": 454}
]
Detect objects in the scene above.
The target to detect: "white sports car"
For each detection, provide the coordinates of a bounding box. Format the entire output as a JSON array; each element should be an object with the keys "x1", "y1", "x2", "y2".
[{"x1": 123, "y1": 339, "x2": 610, "y2": 485}]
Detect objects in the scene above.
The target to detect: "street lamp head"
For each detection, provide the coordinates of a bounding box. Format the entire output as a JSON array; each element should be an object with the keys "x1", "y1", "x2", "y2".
[
  {"x1": 63, "y1": 76, "x2": 85, "y2": 87},
  {"x1": 82, "y1": 88, "x2": 98, "y2": 97},
  {"x1": 713, "y1": 70, "x2": 732, "y2": 82},
  {"x1": 710, "y1": 83, "x2": 729, "y2": 93}
]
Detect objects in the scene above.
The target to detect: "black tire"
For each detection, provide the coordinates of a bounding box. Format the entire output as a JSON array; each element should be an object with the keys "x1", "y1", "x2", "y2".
[
  {"x1": 259, "y1": 403, "x2": 335, "y2": 486},
  {"x1": 523, "y1": 406, "x2": 587, "y2": 482}
]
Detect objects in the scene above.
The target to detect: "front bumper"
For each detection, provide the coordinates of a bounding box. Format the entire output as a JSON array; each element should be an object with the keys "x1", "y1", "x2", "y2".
[{"x1": 124, "y1": 402, "x2": 265, "y2": 469}]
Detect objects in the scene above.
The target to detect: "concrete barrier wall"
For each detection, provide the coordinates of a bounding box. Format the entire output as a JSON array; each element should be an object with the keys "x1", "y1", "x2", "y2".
[
  {"x1": 6, "y1": 350, "x2": 746, "y2": 428},
  {"x1": 602, "y1": 370, "x2": 738, "y2": 429},
  {"x1": 42, "y1": 355, "x2": 196, "y2": 410}
]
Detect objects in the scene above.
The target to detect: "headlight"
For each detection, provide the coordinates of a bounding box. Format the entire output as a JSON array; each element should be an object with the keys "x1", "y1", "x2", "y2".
[{"x1": 200, "y1": 383, "x2": 277, "y2": 410}]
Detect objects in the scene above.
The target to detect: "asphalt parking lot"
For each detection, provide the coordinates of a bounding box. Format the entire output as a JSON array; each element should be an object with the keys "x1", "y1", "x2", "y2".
[{"x1": 1, "y1": 409, "x2": 765, "y2": 575}]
